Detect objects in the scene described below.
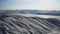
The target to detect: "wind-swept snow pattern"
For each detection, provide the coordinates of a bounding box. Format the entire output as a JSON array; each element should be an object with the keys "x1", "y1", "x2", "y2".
[{"x1": 0, "y1": 14, "x2": 60, "y2": 34}]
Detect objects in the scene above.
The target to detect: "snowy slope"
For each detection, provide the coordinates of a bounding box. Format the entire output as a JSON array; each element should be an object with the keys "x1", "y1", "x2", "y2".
[{"x1": 0, "y1": 14, "x2": 60, "y2": 34}]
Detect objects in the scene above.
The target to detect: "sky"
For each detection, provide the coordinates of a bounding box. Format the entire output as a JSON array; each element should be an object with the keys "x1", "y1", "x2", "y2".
[{"x1": 0, "y1": 0, "x2": 60, "y2": 10}]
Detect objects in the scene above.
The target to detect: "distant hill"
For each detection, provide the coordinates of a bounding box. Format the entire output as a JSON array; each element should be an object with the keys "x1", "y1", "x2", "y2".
[
  {"x1": 0, "y1": 10, "x2": 60, "y2": 16},
  {"x1": 44, "y1": 10, "x2": 60, "y2": 16}
]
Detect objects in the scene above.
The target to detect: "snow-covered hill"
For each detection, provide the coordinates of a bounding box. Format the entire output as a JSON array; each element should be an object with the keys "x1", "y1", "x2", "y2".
[{"x1": 0, "y1": 14, "x2": 60, "y2": 34}]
